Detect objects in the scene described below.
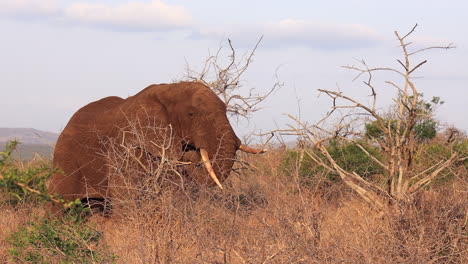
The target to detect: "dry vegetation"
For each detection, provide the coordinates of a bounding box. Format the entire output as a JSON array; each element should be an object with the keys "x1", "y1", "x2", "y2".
[
  {"x1": 1, "y1": 26, "x2": 467, "y2": 263},
  {"x1": 1, "y1": 147, "x2": 466, "y2": 263}
]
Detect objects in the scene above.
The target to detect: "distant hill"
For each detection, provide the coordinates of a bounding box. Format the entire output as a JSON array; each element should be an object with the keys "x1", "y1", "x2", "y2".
[
  {"x1": 0, "y1": 128, "x2": 58, "y2": 160},
  {"x1": 0, "y1": 128, "x2": 58, "y2": 145},
  {"x1": 8, "y1": 144, "x2": 55, "y2": 160}
]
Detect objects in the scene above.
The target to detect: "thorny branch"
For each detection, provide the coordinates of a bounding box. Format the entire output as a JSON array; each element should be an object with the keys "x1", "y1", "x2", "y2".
[{"x1": 184, "y1": 36, "x2": 282, "y2": 119}]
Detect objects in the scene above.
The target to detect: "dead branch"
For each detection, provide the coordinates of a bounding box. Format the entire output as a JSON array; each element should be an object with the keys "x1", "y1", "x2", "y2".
[
  {"x1": 282, "y1": 24, "x2": 457, "y2": 208},
  {"x1": 184, "y1": 36, "x2": 281, "y2": 119},
  {"x1": 408, "y1": 43, "x2": 455, "y2": 56},
  {"x1": 408, "y1": 152, "x2": 459, "y2": 194}
]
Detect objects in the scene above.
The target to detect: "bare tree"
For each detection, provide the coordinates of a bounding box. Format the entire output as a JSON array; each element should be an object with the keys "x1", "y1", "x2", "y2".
[
  {"x1": 183, "y1": 36, "x2": 282, "y2": 119},
  {"x1": 284, "y1": 25, "x2": 461, "y2": 212}
]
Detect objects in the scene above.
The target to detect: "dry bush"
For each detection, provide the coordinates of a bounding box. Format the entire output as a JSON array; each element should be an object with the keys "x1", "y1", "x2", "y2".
[
  {"x1": 1, "y1": 123, "x2": 465, "y2": 263},
  {"x1": 90, "y1": 141, "x2": 467, "y2": 263},
  {"x1": 0, "y1": 149, "x2": 465, "y2": 263},
  {"x1": 280, "y1": 25, "x2": 460, "y2": 214},
  {"x1": 98, "y1": 120, "x2": 183, "y2": 214}
]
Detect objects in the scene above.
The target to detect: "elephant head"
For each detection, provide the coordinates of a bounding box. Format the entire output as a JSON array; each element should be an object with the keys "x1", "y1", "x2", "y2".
[
  {"x1": 49, "y1": 82, "x2": 265, "y2": 208},
  {"x1": 150, "y1": 83, "x2": 266, "y2": 188}
]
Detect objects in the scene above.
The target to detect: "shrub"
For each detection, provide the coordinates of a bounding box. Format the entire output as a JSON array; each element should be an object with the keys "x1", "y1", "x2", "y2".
[
  {"x1": 365, "y1": 95, "x2": 443, "y2": 143},
  {"x1": 7, "y1": 207, "x2": 117, "y2": 264},
  {"x1": 1, "y1": 140, "x2": 117, "y2": 263},
  {"x1": 327, "y1": 140, "x2": 384, "y2": 179},
  {"x1": 0, "y1": 140, "x2": 57, "y2": 204},
  {"x1": 414, "y1": 139, "x2": 468, "y2": 185},
  {"x1": 414, "y1": 119, "x2": 437, "y2": 141},
  {"x1": 281, "y1": 149, "x2": 323, "y2": 180},
  {"x1": 282, "y1": 140, "x2": 384, "y2": 182}
]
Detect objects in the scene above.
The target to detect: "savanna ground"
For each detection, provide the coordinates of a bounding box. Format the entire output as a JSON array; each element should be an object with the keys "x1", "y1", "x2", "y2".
[{"x1": 1, "y1": 143, "x2": 466, "y2": 264}]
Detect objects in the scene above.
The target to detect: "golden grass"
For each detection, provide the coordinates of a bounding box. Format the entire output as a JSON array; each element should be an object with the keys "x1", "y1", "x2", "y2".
[{"x1": 1, "y1": 149, "x2": 467, "y2": 263}]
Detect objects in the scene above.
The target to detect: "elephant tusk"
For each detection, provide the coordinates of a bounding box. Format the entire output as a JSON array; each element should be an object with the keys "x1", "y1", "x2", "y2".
[
  {"x1": 200, "y1": 149, "x2": 223, "y2": 190},
  {"x1": 239, "y1": 145, "x2": 268, "y2": 154}
]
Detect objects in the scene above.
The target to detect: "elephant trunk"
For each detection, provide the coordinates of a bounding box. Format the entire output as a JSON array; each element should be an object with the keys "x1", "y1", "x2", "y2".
[
  {"x1": 202, "y1": 133, "x2": 238, "y2": 188},
  {"x1": 186, "y1": 119, "x2": 240, "y2": 188},
  {"x1": 185, "y1": 112, "x2": 267, "y2": 188}
]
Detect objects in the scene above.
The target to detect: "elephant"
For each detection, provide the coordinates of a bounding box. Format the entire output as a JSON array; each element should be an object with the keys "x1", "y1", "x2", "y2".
[{"x1": 48, "y1": 81, "x2": 266, "y2": 210}]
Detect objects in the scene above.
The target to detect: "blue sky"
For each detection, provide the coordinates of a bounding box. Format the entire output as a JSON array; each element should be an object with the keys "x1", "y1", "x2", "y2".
[{"x1": 1, "y1": 0, "x2": 467, "y2": 138}]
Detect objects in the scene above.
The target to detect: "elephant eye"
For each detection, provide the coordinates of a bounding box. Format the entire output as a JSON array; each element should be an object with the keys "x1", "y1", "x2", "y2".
[{"x1": 188, "y1": 112, "x2": 194, "y2": 117}]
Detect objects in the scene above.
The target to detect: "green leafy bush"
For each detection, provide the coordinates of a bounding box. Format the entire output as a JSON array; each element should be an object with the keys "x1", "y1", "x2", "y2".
[
  {"x1": 1, "y1": 140, "x2": 117, "y2": 263},
  {"x1": 365, "y1": 95, "x2": 443, "y2": 142},
  {"x1": 281, "y1": 149, "x2": 326, "y2": 180},
  {"x1": 282, "y1": 140, "x2": 384, "y2": 182},
  {"x1": 365, "y1": 119, "x2": 398, "y2": 140},
  {"x1": 414, "y1": 139, "x2": 468, "y2": 185},
  {"x1": 414, "y1": 119, "x2": 437, "y2": 141},
  {"x1": 0, "y1": 140, "x2": 58, "y2": 204},
  {"x1": 365, "y1": 118, "x2": 438, "y2": 142},
  {"x1": 327, "y1": 140, "x2": 384, "y2": 179},
  {"x1": 7, "y1": 208, "x2": 117, "y2": 264}
]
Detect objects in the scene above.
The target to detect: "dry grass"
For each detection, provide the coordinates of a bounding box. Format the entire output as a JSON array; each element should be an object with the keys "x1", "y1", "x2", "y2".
[{"x1": 1, "y1": 149, "x2": 467, "y2": 263}]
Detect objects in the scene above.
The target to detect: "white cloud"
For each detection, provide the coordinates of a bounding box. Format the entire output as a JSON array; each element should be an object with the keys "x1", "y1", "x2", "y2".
[
  {"x1": 1, "y1": 2, "x2": 380, "y2": 49},
  {"x1": 0, "y1": 0, "x2": 192, "y2": 31},
  {"x1": 196, "y1": 19, "x2": 384, "y2": 50},
  {"x1": 0, "y1": 0, "x2": 59, "y2": 17},
  {"x1": 64, "y1": 1, "x2": 192, "y2": 31}
]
